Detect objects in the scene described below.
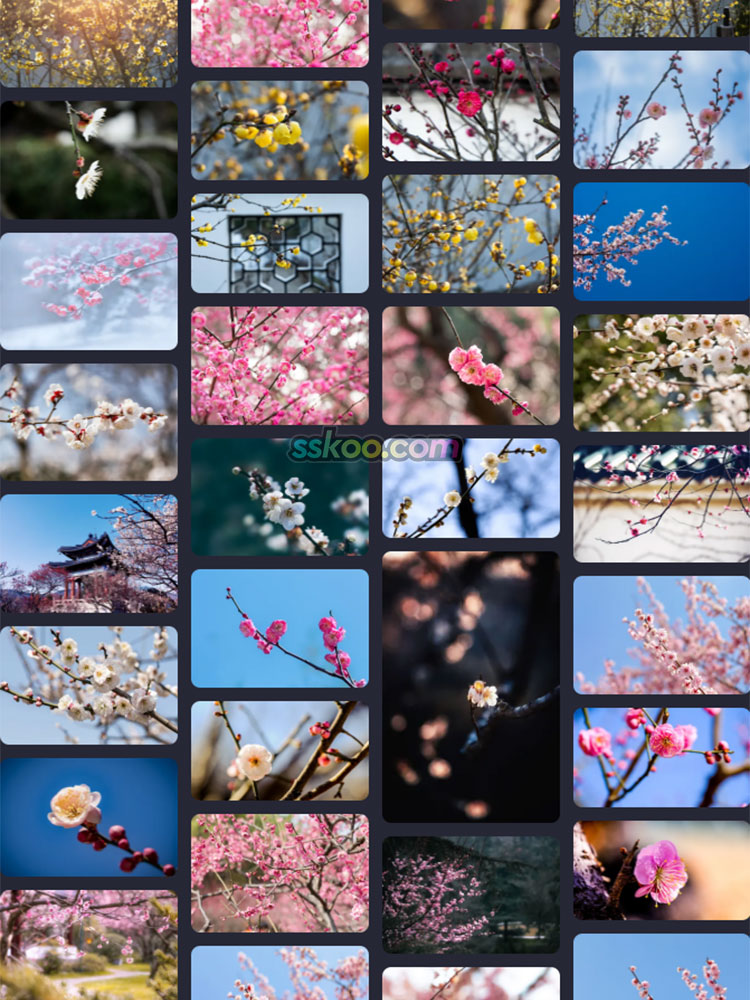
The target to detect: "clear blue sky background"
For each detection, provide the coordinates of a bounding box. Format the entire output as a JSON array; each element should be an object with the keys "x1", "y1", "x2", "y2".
[
  {"x1": 192, "y1": 946, "x2": 368, "y2": 1000},
  {"x1": 574, "y1": 707, "x2": 749, "y2": 807},
  {"x1": 575, "y1": 934, "x2": 749, "y2": 1000},
  {"x1": 0, "y1": 625, "x2": 178, "y2": 744},
  {"x1": 574, "y1": 51, "x2": 750, "y2": 169},
  {"x1": 381, "y1": 439, "x2": 560, "y2": 538},
  {"x1": 191, "y1": 569, "x2": 369, "y2": 687},
  {"x1": 574, "y1": 575, "x2": 750, "y2": 689},
  {"x1": 574, "y1": 182, "x2": 750, "y2": 300},
  {"x1": 0, "y1": 758, "x2": 178, "y2": 876},
  {"x1": 0, "y1": 494, "x2": 170, "y2": 574}
]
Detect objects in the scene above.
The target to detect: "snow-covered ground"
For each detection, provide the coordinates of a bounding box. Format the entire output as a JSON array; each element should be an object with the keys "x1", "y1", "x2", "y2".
[{"x1": 1, "y1": 315, "x2": 177, "y2": 351}]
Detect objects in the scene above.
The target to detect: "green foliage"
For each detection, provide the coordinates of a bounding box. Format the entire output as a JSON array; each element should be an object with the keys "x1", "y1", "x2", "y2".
[
  {"x1": 0, "y1": 139, "x2": 177, "y2": 220},
  {"x1": 38, "y1": 954, "x2": 63, "y2": 976},
  {"x1": 0, "y1": 961, "x2": 68, "y2": 1000},
  {"x1": 149, "y1": 950, "x2": 177, "y2": 1000},
  {"x1": 70, "y1": 955, "x2": 111, "y2": 975}
]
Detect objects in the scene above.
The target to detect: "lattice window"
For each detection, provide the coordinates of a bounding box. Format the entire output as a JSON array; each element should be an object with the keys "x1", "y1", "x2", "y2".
[{"x1": 228, "y1": 214, "x2": 342, "y2": 293}]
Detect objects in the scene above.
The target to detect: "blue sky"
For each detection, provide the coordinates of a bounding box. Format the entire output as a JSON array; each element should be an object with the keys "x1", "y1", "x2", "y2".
[
  {"x1": 0, "y1": 494, "x2": 172, "y2": 575},
  {"x1": 574, "y1": 707, "x2": 749, "y2": 807},
  {"x1": 192, "y1": 946, "x2": 368, "y2": 1000},
  {"x1": 574, "y1": 575, "x2": 750, "y2": 690},
  {"x1": 381, "y1": 439, "x2": 560, "y2": 538},
  {"x1": 0, "y1": 625, "x2": 178, "y2": 744},
  {"x1": 192, "y1": 569, "x2": 369, "y2": 687},
  {"x1": 574, "y1": 182, "x2": 749, "y2": 300},
  {"x1": 0, "y1": 758, "x2": 178, "y2": 876},
  {"x1": 574, "y1": 51, "x2": 750, "y2": 169},
  {"x1": 575, "y1": 934, "x2": 749, "y2": 1000}
]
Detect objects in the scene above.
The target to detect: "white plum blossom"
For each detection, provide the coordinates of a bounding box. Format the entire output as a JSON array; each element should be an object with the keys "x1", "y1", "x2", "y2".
[
  {"x1": 467, "y1": 680, "x2": 499, "y2": 708},
  {"x1": 48, "y1": 784, "x2": 101, "y2": 827},
  {"x1": 236, "y1": 743, "x2": 274, "y2": 780},
  {"x1": 75, "y1": 161, "x2": 103, "y2": 200},
  {"x1": 444, "y1": 490, "x2": 461, "y2": 507},
  {"x1": 81, "y1": 108, "x2": 107, "y2": 141},
  {"x1": 284, "y1": 477, "x2": 310, "y2": 497}
]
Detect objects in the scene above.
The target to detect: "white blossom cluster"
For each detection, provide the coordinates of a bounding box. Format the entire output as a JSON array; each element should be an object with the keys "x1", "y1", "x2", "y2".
[
  {"x1": 2, "y1": 379, "x2": 168, "y2": 447},
  {"x1": 236, "y1": 468, "x2": 369, "y2": 555},
  {"x1": 4, "y1": 626, "x2": 177, "y2": 742},
  {"x1": 577, "y1": 313, "x2": 750, "y2": 432}
]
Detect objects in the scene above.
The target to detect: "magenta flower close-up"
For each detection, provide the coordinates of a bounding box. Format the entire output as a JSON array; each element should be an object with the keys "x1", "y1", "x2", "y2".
[
  {"x1": 456, "y1": 90, "x2": 482, "y2": 117},
  {"x1": 634, "y1": 840, "x2": 688, "y2": 905},
  {"x1": 648, "y1": 723, "x2": 685, "y2": 758},
  {"x1": 578, "y1": 726, "x2": 612, "y2": 757}
]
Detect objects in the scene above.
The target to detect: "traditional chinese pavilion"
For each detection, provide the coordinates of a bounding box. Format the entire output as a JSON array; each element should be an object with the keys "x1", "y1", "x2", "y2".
[{"x1": 49, "y1": 533, "x2": 118, "y2": 600}]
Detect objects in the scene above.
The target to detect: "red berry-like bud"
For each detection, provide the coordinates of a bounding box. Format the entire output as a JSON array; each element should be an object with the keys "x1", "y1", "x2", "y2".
[
  {"x1": 72, "y1": 170, "x2": 80, "y2": 177},
  {"x1": 132, "y1": 851, "x2": 143, "y2": 862},
  {"x1": 143, "y1": 847, "x2": 159, "y2": 864},
  {"x1": 109, "y1": 825, "x2": 126, "y2": 841},
  {"x1": 163, "y1": 864, "x2": 176, "y2": 877},
  {"x1": 77, "y1": 829, "x2": 92, "y2": 843},
  {"x1": 120, "y1": 857, "x2": 137, "y2": 872},
  {"x1": 93, "y1": 839, "x2": 107, "y2": 852},
  {"x1": 117, "y1": 838, "x2": 131, "y2": 850}
]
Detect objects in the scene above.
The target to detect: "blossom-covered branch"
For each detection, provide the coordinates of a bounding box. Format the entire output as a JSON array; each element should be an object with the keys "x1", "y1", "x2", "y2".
[
  {"x1": 191, "y1": 813, "x2": 369, "y2": 932},
  {"x1": 47, "y1": 784, "x2": 175, "y2": 875},
  {"x1": 2, "y1": 626, "x2": 177, "y2": 742},
  {"x1": 392, "y1": 441, "x2": 548, "y2": 538},
  {"x1": 573, "y1": 198, "x2": 687, "y2": 291},
  {"x1": 232, "y1": 466, "x2": 368, "y2": 555},
  {"x1": 1, "y1": 376, "x2": 167, "y2": 448}
]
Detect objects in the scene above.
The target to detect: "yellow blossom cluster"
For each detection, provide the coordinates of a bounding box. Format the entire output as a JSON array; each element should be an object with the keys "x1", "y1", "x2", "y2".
[
  {"x1": 191, "y1": 80, "x2": 369, "y2": 181},
  {"x1": 0, "y1": 0, "x2": 177, "y2": 86},
  {"x1": 382, "y1": 175, "x2": 560, "y2": 295}
]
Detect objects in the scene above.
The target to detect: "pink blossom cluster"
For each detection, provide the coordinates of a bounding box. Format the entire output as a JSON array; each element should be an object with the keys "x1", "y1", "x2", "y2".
[
  {"x1": 20, "y1": 235, "x2": 176, "y2": 322},
  {"x1": 238, "y1": 615, "x2": 287, "y2": 655},
  {"x1": 631, "y1": 959, "x2": 727, "y2": 1000},
  {"x1": 573, "y1": 201, "x2": 686, "y2": 290},
  {"x1": 575, "y1": 708, "x2": 739, "y2": 807},
  {"x1": 448, "y1": 345, "x2": 528, "y2": 416},
  {"x1": 382, "y1": 306, "x2": 559, "y2": 425},
  {"x1": 191, "y1": 813, "x2": 369, "y2": 933},
  {"x1": 191, "y1": 306, "x2": 368, "y2": 426},
  {"x1": 383, "y1": 854, "x2": 489, "y2": 951},
  {"x1": 318, "y1": 614, "x2": 358, "y2": 683},
  {"x1": 191, "y1": 0, "x2": 369, "y2": 68}
]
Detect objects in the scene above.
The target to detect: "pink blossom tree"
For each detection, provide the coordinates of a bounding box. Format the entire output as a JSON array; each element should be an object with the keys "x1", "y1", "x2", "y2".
[
  {"x1": 576, "y1": 576, "x2": 750, "y2": 695},
  {"x1": 191, "y1": 306, "x2": 368, "y2": 426},
  {"x1": 0, "y1": 889, "x2": 176, "y2": 964},
  {"x1": 191, "y1": 0, "x2": 369, "y2": 69},
  {"x1": 191, "y1": 813, "x2": 369, "y2": 932}
]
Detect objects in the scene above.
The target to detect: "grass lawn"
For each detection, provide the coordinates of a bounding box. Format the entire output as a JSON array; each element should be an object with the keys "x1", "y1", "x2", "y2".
[
  {"x1": 77, "y1": 973, "x2": 154, "y2": 1000},
  {"x1": 49, "y1": 964, "x2": 150, "y2": 980}
]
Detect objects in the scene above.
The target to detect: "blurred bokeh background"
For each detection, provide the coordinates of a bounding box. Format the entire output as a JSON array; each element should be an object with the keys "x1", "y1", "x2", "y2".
[{"x1": 382, "y1": 551, "x2": 559, "y2": 822}]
